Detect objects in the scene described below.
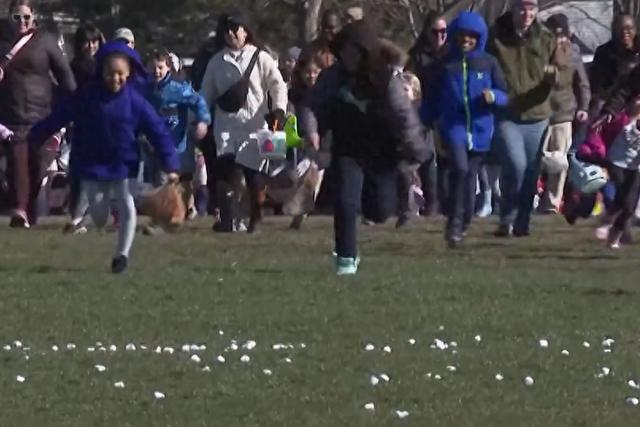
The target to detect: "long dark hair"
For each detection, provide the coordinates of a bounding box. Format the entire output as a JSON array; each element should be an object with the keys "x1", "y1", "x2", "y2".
[
  {"x1": 332, "y1": 21, "x2": 390, "y2": 98},
  {"x1": 73, "y1": 23, "x2": 105, "y2": 58},
  {"x1": 9, "y1": 0, "x2": 35, "y2": 12},
  {"x1": 214, "y1": 13, "x2": 262, "y2": 54}
]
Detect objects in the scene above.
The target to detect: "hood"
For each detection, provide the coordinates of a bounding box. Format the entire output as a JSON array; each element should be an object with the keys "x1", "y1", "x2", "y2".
[
  {"x1": 331, "y1": 21, "x2": 380, "y2": 59},
  {"x1": 449, "y1": 11, "x2": 488, "y2": 56},
  {"x1": 94, "y1": 41, "x2": 147, "y2": 80}
]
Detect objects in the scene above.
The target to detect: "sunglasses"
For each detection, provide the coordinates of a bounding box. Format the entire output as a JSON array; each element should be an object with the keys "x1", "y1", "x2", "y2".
[
  {"x1": 12, "y1": 14, "x2": 32, "y2": 23},
  {"x1": 431, "y1": 28, "x2": 447, "y2": 37}
]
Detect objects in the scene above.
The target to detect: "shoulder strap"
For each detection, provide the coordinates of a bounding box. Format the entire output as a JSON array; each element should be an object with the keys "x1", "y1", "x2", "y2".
[
  {"x1": 4, "y1": 32, "x2": 35, "y2": 63},
  {"x1": 243, "y1": 48, "x2": 261, "y2": 79}
]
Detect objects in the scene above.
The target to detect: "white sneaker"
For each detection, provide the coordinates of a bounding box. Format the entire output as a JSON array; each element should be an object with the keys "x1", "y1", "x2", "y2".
[{"x1": 595, "y1": 225, "x2": 611, "y2": 241}]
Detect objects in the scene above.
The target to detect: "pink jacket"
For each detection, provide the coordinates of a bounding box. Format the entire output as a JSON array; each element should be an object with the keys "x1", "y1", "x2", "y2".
[{"x1": 577, "y1": 113, "x2": 631, "y2": 165}]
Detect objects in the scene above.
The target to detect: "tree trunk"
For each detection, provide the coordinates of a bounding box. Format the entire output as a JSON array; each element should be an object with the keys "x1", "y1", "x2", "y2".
[{"x1": 298, "y1": 0, "x2": 323, "y2": 45}]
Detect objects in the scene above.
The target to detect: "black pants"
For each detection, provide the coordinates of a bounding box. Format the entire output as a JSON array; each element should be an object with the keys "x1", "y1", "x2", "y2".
[
  {"x1": 215, "y1": 154, "x2": 265, "y2": 231},
  {"x1": 333, "y1": 156, "x2": 395, "y2": 258},
  {"x1": 447, "y1": 144, "x2": 484, "y2": 236},
  {"x1": 608, "y1": 165, "x2": 640, "y2": 233},
  {"x1": 361, "y1": 165, "x2": 397, "y2": 223},
  {"x1": 418, "y1": 155, "x2": 438, "y2": 215}
]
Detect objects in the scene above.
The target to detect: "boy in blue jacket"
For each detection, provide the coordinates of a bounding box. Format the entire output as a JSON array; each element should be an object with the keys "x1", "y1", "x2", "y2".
[
  {"x1": 422, "y1": 11, "x2": 508, "y2": 247},
  {"x1": 30, "y1": 42, "x2": 179, "y2": 273},
  {"x1": 147, "y1": 49, "x2": 211, "y2": 182}
]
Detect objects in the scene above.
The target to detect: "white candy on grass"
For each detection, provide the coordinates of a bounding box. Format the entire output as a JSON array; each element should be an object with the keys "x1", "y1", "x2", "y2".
[
  {"x1": 163, "y1": 347, "x2": 175, "y2": 355},
  {"x1": 363, "y1": 402, "x2": 375, "y2": 412},
  {"x1": 383, "y1": 345, "x2": 391, "y2": 353},
  {"x1": 628, "y1": 380, "x2": 640, "y2": 390},
  {"x1": 538, "y1": 339, "x2": 549, "y2": 348},
  {"x1": 395, "y1": 410, "x2": 410, "y2": 419},
  {"x1": 582, "y1": 341, "x2": 591, "y2": 348},
  {"x1": 125, "y1": 343, "x2": 136, "y2": 351},
  {"x1": 94, "y1": 364, "x2": 107, "y2": 373},
  {"x1": 446, "y1": 365, "x2": 457, "y2": 372},
  {"x1": 626, "y1": 397, "x2": 639, "y2": 406},
  {"x1": 561, "y1": 349, "x2": 570, "y2": 356},
  {"x1": 243, "y1": 340, "x2": 256, "y2": 350},
  {"x1": 202, "y1": 366, "x2": 211, "y2": 372},
  {"x1": 495, "y1": 373, "x2": 504, "y2": 381},
  {"x1": 108, "y1": 345, "x2": 117, "y2": 352},
  {"x1": 262, "y1": 369, "x2": 273, "y2": 376},
  {"x1": 364, "y1": 343, "x2": 375, "y2": 351},
  {"x1": 216, "y1": 355, "x2": 226, "y2": 363},
  {"x1": 153, "y1": 391, "x2": 165, "y2": 400},
  {"x1": 240, "y1": 354, "x2": 251, "y2": 363},
  {"x1": 66, "y1": 343, "x2": 76, "y2": 350},
  {"x1": 113, "y1": 381, "x2": 125, "y2": 389},
  {"x1": 16, "y1": 375, "x2": 25, "y2": 383},
  {"x1": 190, "y1": 354, "x2": 201, "y2": 363},
  {"x1": 408, "y1": 338, "x2": 416, "y2": 345},
  {"x1": 380, "y1": 373, "x2": 390, "y2": 382},
  {"x1": 523, "y1": 376, "x2": 534, "y2": 386},
  {"x1": 474, "y1": 335, "x2": 482, "y2": 343},
  {"x1": 51, "y1": 345, "x2": 59, "y2": 352}
]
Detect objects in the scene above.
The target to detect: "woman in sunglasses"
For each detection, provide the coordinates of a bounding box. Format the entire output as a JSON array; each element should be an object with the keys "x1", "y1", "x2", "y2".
[
  {"x1": 0, "y1": 0, "x2": 76, "y2": 229},
  {"x1": 406, "y1": 12, "x2": 448, "y2": 218}
]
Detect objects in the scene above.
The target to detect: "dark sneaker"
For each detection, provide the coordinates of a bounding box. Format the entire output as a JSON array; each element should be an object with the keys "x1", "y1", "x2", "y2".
[
  {"x1": 494, "y1": 224, "x2": 513, "y2": 238},
  {"x1": 9, "y1": 215, "x2": 30, "y2": 229},
  {"x1": 395, "y1": 214, "x2": 410, "y2": 229},
  {"x1": 513, "y1": 227, "x2": 530, "y2": 238},
  {"x1": 290, "y1": 215, "x2": 304, "y2": 230},
  {"x1": 111, "y1": 255, "x2": 128, "y2": 274},
  {"x1": 447, "y1": 234, "x2": 464, "y2": 249},
  {"x1": 213, "y1": 222, "x2": 233, "y2": 233}
]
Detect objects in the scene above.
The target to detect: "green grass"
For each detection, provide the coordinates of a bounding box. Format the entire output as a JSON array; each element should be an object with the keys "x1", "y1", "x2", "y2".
[{"x1": 0, "y1": 215, "x2": 639, "y2": 426}]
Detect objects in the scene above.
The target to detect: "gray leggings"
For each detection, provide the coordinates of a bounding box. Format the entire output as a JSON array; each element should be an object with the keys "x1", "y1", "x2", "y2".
[{"x1": 83, "y1": 179, "x2": 137, "y2": 257}]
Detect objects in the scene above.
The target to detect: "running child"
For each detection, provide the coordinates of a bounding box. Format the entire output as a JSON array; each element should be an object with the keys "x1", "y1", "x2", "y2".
[{"x1": 29, "y1": 42, "x2": 179, "y2": 273}]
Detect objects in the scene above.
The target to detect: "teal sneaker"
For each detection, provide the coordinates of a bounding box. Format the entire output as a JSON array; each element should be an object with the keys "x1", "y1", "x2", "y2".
[{"x1": 336, "y1": 256, "x2": 360, "y2": 276}]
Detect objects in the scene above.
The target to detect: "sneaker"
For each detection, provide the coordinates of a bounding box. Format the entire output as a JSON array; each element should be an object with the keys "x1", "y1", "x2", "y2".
[
  {"x1": 607, "y1": 229, "x2": 623, "y2": 250},
  {"x1": 9, "y1": 214, "x2": 30, "y2": 229},
  {"x1": 142, "y1": 224, "x2": 164, "y2": 236},
  {"x1": 290, "y1": 215, "x2": 304, "y2": 230},
  {"x1": 213, "y1": 222, "x2": 233, "y2": 233},
  {"x1": 187, "y1": 206, "x2": 198, "y2": 221},
  {"x1": 477, "y1": 203, "x2": 492, "y2": 218},
  {"x1": 235, "y1": 219, "x2": 248, "y2": 233},
  {"x1": 336, "y1": 256, "x2": 360, "y2": 276},
  {"x1": 361, "y1": 218, "x2": 376, "y2": 226},
  {"x1": 513, "y1": 227, "x2": 530, "y2": 238},
  {"x1": 494, "y1": 224, "x2": 513, "y2": 238},
  {"x1": 396, "y1": 214, "x2": 410, "y2": 229},
  {"x1": 111, "y1": 255, "x2": 128, "y2": 274},
  {"x1": 63, "y1": 222, "x2": 87, "y2": 235},
  {"x1": 595, "y1": 224, "x2": 612, "y2": 241},
  {"x1": 447, "y1": 233, "x2": 464, "y2": 249}
]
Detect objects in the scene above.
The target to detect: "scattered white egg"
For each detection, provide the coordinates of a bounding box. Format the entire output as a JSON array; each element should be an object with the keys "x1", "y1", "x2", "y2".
[
  {"x1": 626, "y1": 397, "x2": 639, "y2": 406},
  {"x1": 452, "y1": 349, "x2": 458, "y2": 355},
  {"x1": 181, "y1": 344, "x2": 190, "y2": 353},
  {"x1": 66, "y1": 343, "x2": 76, "y2": 350},
  {"x1": 474, "y1": 335, "x2": 482, "y2": 343},
  {"x1": 283, "y1": 357, "x2": 292, "y2": 364},
  {"x1": 24, "y1": 355, "x2": 29, "y2": 361},
  {"x1": 446, "y1": 365, "x2": 457, "y2": 372},
  {"x1": 395, "y1": 410, "x2": 410, "y2": 419},
  {"x1": 199, "y1": 345, "x2": 207, "y2": 351},
  {"x1": 154, "y1": 346, "x2": 161, "y2": 354},
  {"x1": 3, "y1": 345, "x2": 11, "y2": 351},
  {"x1": 603, "y1": 348, "x2": 612, "y2": 353},
  {"x1": 601, "y1": 367, "x2": 611, "y2": 376},
  {"x1": 434, "y1": 339, "x2": 448, "y2": 350},
  {"x1": 408, "y1": 338, "x2": 416, "y2": 345},
  {"x1": 262, "y1": 369, "x2": 273, "y2": 376},
  {"x1": 202, "y1": 366, "x2": 211, "y2": 372},
  {"x1": 434, "y1": 374, "x2": 442, "y2": 380},
  {"x1": 240, "y1": 354, "x2": 250, "y2": 363},
  {"x1": 98, "y1": 347, "x2": 107, "y2": 352},
  {"x1": 364, "y1": 402, "x2": 375, "y2": 412},
  {"x1": 380, "y1": 373, "x2": 390, "y2": 382},
  {"x1": 602, "y1": 338, "x2": 615, "y2": 347},
  {"x1": 216, "y1": 355, "x2": 226, "y2": 363},
  {"x1": 523, "y1": 376, "x2": 534, "y2": 386},
  {"x1": 230, "y1": 343, "x2": 239, "y2": 351},
  {"x1": 96, "y1": 341, "x2": 103, "y2": 347},
  {"x1": 628, "y1": 380, "x2": 640, "y2": 389},
  {"x1": 582, "y1": 341, "x2": 591, "y2": 348},
  {"x1": 190, "y1": 354, "x2": 201, "y2": 363},
  {"x1": 190, "y1": 344, "x2": 201, "y2": 352},
  {"x1": 13, "y1": 340, "x2": 22, "y2": 349},
  {"x1": 450, "y1": 341, "x2": 458, "y2": 347},
  {"x1": 153, "y1": 391, "x2": 165, "y2": 400},
  {"x1": 425, "y1": 372, "x2": 432, "y2": 379},
  {"x1": 383, "y1": 345, "x2": 391, "y2": 353},
  {"x1": 539, "y1": 339, "x2": 549, "y2": 348},
  {"x1": 243, "y1": 340, "x2": 257, "y2": 350},
  {"x1": 125, "y1": 343, "x2": 136, "y2": 351},
  {"x1": 113, "y1": 381, "x2": 125, "y2": 389},
  {"x1": 16, "y1": 375, "x2": 25, "y2": 383},
  {"x1": 51, "y1": 345, "x2": 59, "y2": 352},
  {"x1": 561, "y1": 349, "x2": 570, "y2": 356},
  {"x1": 299, "y1": 343, "x2": 307, "y2": 349},
  {"x1": 94, "y1": 364, "x2": 107, "y2": 373},
  {"x1": 140, "y1": 345, "x2": 148, "y2": 350},
  {"x1": 162, "y1": 347, "x2": 175, "y2": 355},
  {"x1": 87, "y1": 347, "x2": 95, "y2": 352},
  {"x1": 218, "y1": 330, "x2": 224, "y2": 336},
  {"x1": 108, "y1": 345, "x2": 117, "y2": 352},
  {"x1": 364, "y1": 343, "x2": 375, "y2": 351},
  {"x1": 438, "y1": 325, "x2": 445, "y2": 331},
  {"x1": 272, "y1": 343, "x2": 286, "y2": 351},
  {"x1": 495, "y1": 373, "x2": 504, "y2": 381}
]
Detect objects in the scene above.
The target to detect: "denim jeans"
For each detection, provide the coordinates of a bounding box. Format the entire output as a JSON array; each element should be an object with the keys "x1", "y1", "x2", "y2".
[
  {"x1": 334, "y1": 156, "x2": 397, "y2": 258},
  {"x1": 446, "y1": 144, "x2": 484, "y2": 235},
  {"x1": 496, "y1": 119, "x2": 549, "y2": 231}
]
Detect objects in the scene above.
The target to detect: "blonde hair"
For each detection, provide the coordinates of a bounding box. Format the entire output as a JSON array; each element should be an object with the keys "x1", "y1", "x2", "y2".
[{"x1": 401, "y1": 71, "x2": 422, "y2": 103}]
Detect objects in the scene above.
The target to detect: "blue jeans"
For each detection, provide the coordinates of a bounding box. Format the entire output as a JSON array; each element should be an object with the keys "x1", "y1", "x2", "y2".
[
  {"x1": 497, "y1": 119, "x2": 549, "y2": 231},
  {"x1": 333, "y1": 157, "x2": 364, "y2": 258}
]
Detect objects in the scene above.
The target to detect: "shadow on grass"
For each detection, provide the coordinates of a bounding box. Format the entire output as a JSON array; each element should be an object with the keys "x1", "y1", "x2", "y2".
[
  {"x1": 582, "y1": 287, "x2": 634, "y2": 297},
  {"x1": 506, "y1": 253, "x2": 619, "y2": 261},
  {"x1": 28, "y1": 265, "x2": 85, "y2": 274}
]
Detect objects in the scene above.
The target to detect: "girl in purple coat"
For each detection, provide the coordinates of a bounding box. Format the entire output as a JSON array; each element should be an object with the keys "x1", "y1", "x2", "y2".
[{"x1": 30, "y1": 42, "x2": 179, "y2": 273}]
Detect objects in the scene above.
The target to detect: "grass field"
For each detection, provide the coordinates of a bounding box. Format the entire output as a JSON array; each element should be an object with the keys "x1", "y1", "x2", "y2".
[{"x1": 0, "y1": 215, "x2": 639, "y2": 426}]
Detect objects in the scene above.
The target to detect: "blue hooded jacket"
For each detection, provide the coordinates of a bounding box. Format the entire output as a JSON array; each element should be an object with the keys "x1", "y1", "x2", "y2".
[
  {"x1": 422, "y1": 12, "x2": 508, "y2": 152},
  {"x1": 29, "y1": 42, "x2": 179, "y2": 181},
  {"x1": 148, "y1": 73, "x2": 211, "y2": 155}
]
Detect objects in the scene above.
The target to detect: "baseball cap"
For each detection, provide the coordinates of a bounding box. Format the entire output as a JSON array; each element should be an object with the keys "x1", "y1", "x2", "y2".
[{"x1": 113, "y1": 27, "x2": 135, "y2": 44}]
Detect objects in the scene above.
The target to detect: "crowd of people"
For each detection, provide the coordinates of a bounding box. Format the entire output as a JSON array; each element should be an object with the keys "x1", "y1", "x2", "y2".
[{"x1": 0, "y1": 0, "x2": 639, "y2": 275}]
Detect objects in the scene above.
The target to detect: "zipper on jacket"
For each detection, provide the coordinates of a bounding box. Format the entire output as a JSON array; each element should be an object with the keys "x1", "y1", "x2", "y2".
[{"x1": 462, "y1": 55, "x2": 473, "y2": 150}]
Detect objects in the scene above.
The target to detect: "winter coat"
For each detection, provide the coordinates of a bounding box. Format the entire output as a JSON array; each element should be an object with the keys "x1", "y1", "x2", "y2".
[
  {"x1": 577, "y1": 113, "x2": 630, "y2": 167},
  {"x1": 590, "y1": 37, "x2": 640, "y2": 101},
  {"x1": 422, "y1": 12, "x2": 508, "y2": 153},
  {"x1": 549, "y1": 42, "x2": 591, "y2": 124},
  {"x1": 300, "y1": 38, "x2": 335, "y2": 71},
  {"x1": 602, "y1": 63, "x2": 640, "y2": 116},
  {"x1": 487, "y1": 12, "x2": 556, "y2": 122},
  {"x1": 200, "y1": 43, "x2": 288, "y2": 171},
  {"x1": 29, "y1": 42, "x2": 178, "y2": 182},
  {"x1": 406, "y1": 37, "x2": 447, "y2": 95},
  {"x1": 70, "y1": 54, "x2": 97, "y2": 90},
  {"x1": 0, "y1": 30, "x2": 76, "y2": 126},
  {"x1": 148, "y1": 74, "x2": 211, "y2": 154}
]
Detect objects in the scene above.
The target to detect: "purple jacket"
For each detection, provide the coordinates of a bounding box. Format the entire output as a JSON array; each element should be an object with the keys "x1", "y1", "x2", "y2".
[{"x1": 29, "y1": 42, "x2": 178, "y2": 181}]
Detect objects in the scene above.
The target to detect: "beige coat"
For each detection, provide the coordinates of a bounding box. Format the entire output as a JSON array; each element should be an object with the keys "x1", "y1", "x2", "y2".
[{"x1": 200, "y1": 44, "x2": 288, "y2": 170}]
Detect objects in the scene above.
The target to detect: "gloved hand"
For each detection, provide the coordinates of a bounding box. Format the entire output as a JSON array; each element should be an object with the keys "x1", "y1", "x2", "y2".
[{"x1": 265, "y1": 109, "x2": 286, "y2": 131}]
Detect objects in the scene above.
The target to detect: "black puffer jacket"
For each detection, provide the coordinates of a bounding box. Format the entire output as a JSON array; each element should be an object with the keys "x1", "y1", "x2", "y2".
[
  {"x1": 304, "y1": 23, "x2": 432, "y2": 170},
  {"x1": 0, "y1": 30, "x2": 76, "y2": 126},
  {"x1": 590, "y1": 37, "x2": 640, "y2": 101}
]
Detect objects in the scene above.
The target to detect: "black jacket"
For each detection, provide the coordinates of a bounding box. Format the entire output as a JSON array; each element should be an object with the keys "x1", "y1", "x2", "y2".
[
  {"x1": 0, "y1": 30, "x2": 76, "y2": 126},
  {"x1": 590, "y1": 37, "x2": 640, "y2": 101}
]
